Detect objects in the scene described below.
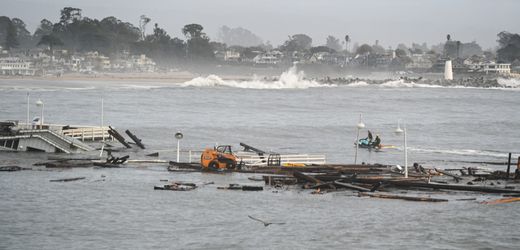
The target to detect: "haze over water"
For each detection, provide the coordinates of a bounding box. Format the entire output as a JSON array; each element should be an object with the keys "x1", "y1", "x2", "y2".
[{"x1": 1, "y1": 69, "x2": 520, "y2": 249}]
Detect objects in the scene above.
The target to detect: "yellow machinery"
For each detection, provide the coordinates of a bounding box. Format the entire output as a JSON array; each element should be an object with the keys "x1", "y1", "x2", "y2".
[{"x1": 201, "y1": 145, "x2": 238, "y2": 170}]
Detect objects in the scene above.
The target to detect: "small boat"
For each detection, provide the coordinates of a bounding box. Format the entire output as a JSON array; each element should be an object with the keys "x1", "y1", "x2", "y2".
[{"x1": 355, "y1": 138, "x2": 381, "y2": 150}]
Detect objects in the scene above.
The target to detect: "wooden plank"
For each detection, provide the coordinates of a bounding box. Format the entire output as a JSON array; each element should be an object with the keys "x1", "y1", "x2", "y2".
[
  {"x1": 125, "y1": 130, "x2": 145, "y2": 149},
  {"x1": 481, "y1": 197, "x2": 520, "y2": 204},
  {"x1": 388, "y1": 180, "x2": 520, "y2": 194},
  {"x1": 435, "y1": 168, "x2": 462, "y2": 182},
  {"x1": 333, "y1": 181, "x2": 371, "y2": 192},
  {"x1": 108, "y1": 126, "x2": 131, "y2": 148},
  {"x1": 358, "y1": 192, "x2": 448, "y2": 202},
  {"x1": 292, "y1": 170, "x2": 322, "y2": 184},
  {"x1": 50, "y1": 177, "x2": 86, "y2": 182}
]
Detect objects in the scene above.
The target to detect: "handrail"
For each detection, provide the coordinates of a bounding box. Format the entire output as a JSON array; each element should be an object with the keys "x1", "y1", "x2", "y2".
[{"x1": 18, "y1": 129, "x2": 93, "y2": 152}]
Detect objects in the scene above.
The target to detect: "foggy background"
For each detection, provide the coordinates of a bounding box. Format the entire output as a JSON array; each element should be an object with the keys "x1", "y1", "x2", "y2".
[{"x1": 2, "y1": 0, "x2": 519, "y2": 49}]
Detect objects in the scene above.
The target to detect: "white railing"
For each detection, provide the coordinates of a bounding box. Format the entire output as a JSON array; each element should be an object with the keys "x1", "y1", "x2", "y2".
[
  {"x1": 17, "y1": 129, "x2": 93, "y2": 152},
  {"x1": 236, "y1": 152, "x2": 326, "y2": 167},
  {"x1": 62, "y1": 126, "x2": 112, "y2": 142}
]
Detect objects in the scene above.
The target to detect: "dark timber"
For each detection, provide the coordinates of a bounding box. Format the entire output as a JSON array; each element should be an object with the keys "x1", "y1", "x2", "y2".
[
  {"x1": 125, "y1": 130, "x2": 145, "y2": 149},
  {"x1": 108, "y1": 126, "x2": 131, "y2": 148}
]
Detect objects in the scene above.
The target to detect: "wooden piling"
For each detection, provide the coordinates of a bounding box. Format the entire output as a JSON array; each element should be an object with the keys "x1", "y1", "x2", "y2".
[
  {"x1": 506, "y1": 153, "x2": 512, "y2": 180},
  {"x1": 125, "y1": 130, "x2": 145, "y2": 149},
  {"x1": 107, "y1": 126, "x2": 131, "y2": 148}
]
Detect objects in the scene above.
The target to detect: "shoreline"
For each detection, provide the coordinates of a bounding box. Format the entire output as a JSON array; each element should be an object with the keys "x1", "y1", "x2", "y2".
[
  {"x1": 0, "y1": 72, "x2": 518, "y2": 89},
  {"x1": 0, "y1": 72, "x2": 256, "y2": 84}
]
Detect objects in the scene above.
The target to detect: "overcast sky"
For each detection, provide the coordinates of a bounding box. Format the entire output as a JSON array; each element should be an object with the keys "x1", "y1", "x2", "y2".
[{"x1": 2, "y1": 0, "x2": 519, "y2": 49}]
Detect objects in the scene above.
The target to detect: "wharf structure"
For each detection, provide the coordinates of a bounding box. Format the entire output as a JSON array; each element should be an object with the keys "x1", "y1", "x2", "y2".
[{"x1": 0, "y1": 121, "x2": 111, "y2": 153}]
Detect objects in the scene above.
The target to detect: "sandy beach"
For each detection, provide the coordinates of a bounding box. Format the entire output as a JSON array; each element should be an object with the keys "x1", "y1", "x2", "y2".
[{"x1": 0, "y1": 71, "x2": 256, "y2": 84}]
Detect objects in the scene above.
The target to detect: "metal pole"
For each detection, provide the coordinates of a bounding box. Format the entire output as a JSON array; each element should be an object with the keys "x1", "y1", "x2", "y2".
[
  {"x1": 26, "y1": 93, "x2": 30, "y2": 129},
  {"x1": 40, "y1": 103, "x2": 44, "y2": 129},
  {"x1": 176, "y1": 139, "x2": 180, "y2": 162},
  {"x1": 404, "y1": 125, "x2": 408, "y2": 178},
  {"x1": 355, "y1": 127, "x2": 360, "y2": 164},
  {"x1": 101, "y1": 97, "x2": 104, "y2": 142}
]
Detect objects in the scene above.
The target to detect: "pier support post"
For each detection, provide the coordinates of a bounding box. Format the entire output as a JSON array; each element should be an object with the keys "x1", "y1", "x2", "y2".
[{"x1": 506, "y1": 153, "x2": 512, "y2": 180}]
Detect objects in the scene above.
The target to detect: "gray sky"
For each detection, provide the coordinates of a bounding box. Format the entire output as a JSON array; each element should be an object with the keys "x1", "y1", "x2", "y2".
[{"x1": 2, "y1": 0, "x2": 519, "y2": 49}]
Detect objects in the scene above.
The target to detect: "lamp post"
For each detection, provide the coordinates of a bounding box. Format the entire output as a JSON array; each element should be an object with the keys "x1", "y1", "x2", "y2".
[
  {"x1": 175, "y1": 131, "x2": 183, "y2": 162},
  {"x1": 395, "y1": 120, "x2": 408, "y2": 178},
  {"x1": 101, "y1": 97, "x2": 104, "y2": 142},
  {"x1": 26, "y1": 93, "x2": 30, "y2": 129},
  {"x1": 354, "y1": 114, "x2": 365, "y2": 164},
  {"x1": 35, "y1": 99, "x2": 44, "y2": 129}
]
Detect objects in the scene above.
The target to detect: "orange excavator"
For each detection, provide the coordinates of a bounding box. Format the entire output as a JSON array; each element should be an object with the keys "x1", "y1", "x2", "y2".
[{"x1": 200, "y1": 145, "x2": 239, "y2": 170}]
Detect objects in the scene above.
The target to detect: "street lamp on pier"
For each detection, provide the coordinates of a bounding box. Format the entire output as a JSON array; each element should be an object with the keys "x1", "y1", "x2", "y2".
[
  {"x1": 394, "y1": 120, "x2": 408, "y2": 178},
  {"x1": 354, "y1": 114, "x2": 365, "y2": 164},
  {"x1": 35, "y1": 99, "x2": 44, "y2": 129},
  {"x1": 175, "y1": 131, "x2": 184, "y2": 162}
]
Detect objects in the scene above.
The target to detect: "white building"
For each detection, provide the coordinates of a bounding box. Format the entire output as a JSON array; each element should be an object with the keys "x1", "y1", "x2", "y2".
[
  {"x1": 131, "y1": 54, "x2": 156, "y2": 72},
  {"x1": 465, "y1": 61, "x2": 511, "y2": 75},
  {"x1": 406, "y1": 54, "x2": 434, "y2": 69},
  {"x1": 224, "y1": 50, "x2": 240, "y2": 62},
  {"x1": 253, "y1": 50, "x2": 283, "y2": 65},
  {"x1": 480, "y1": 63, "x2": 511, "y2": 75},
  {"x1": 0, "y1": 57, "x2": 35, "y2": 76}
]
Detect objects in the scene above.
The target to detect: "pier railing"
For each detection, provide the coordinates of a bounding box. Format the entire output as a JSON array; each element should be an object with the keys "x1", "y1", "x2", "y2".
[
  {"x1": 62, "y1": 126, "x2": 113, "y2": 142},
  {"x1": 169, "y1": 150, "x2": 326, "y2": 166},
  {"x1": 236, "y1": 152, "x2": 326, "y2": 166}
]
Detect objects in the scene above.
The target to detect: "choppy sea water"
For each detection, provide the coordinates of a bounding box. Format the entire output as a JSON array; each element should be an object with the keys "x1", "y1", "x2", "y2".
[{"x1": 1, "y1": 72, "x2": 520, "y2": 249}]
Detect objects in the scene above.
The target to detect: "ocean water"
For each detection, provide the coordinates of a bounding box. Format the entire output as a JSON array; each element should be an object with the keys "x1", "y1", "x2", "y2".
[{"x1": 1, "y1": 69, "x2": 520, "y2": 249}]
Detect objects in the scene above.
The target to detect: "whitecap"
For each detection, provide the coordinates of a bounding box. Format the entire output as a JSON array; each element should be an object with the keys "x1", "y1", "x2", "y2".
[{"x1": 181, "y1": 66, "x2": 333, "y2": 89}]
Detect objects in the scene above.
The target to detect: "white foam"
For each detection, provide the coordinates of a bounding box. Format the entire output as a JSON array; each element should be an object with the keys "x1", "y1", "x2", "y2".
[
  {"x1": 497, "y1": 78, "x2": 520, "y2": 88},
  {"x1": 346, "y1": 81, "x2": 370, "y2": 87},
  {"x1": 410, "y1": 147, "x2": 507, "y2": 158},
  {"x1": 181, "y1": 66, "x2": 331, "y2": 89},
  {"x1": 379, "y1": 79, "x2": 444, "y2": 88}
]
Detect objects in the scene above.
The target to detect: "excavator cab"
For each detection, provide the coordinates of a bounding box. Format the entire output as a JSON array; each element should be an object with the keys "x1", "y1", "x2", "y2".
[{"x1": 201, "y1": 145, "x2": 238, "y2": 170}]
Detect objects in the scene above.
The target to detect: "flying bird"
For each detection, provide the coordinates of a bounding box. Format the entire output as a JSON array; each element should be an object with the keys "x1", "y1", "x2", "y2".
[{"x1": 248, "y1": 215, "x2": 286, "y2": 227}]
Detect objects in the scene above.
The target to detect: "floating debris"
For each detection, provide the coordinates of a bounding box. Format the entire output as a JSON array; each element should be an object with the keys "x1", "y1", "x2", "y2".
[
  {"x1": 218, "y1": 184, "x2": 263, "y2": 191},
  {"x1": 50, "y1": 177, "x2": 86, "y2": 182},
  {"x1": 154, "y1": 182, "x2": 197, "y2": 191},
  {"x1": 358, "y1": 192, "x2": 448, "y2": 202}
]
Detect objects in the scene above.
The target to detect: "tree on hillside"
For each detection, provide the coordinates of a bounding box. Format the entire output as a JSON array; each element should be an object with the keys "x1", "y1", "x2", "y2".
[
  {"x1": 182, "y1": 23, "x2": 214, "y2": 61},
  {"x1": 59, "y1": 7, "x2": 82, "y2": 25},
  {"x1": 497, "y1": 31, "x2": 520, "y2": 63},
  {"x1": 139, "y1": 15, "x2": 151, "y2": 41},
  {"x1": 280, "y1": 34, "x2": 312, "y2": 52},
  {"x1": 182, "y1": 24, "x2": 204, "y2": 40},
  {"x1": 217, "y1": 26, "x2": 263, "y2": 47},
  {"x1": 310, "y1": 46, "x2": 335, "y2": 54},
  {"x1": 326, "y1": 35, "x2": 342, "y2": 52},
  {"x1": 37, "y1": 34, "x2": 64, "y2": 65},
  {"x1": 11, "y1": 18, "x2": 32, "y2": 48},
  {"x1": 0, "y1": 17, "x2": 19, "y2": 50},
  {"x1": 395, "y1": 48, "x2": 407, "y2": 58},
  {"x1": 33, "y1": 19, "x2": 54, "y2": 43},
  {"x1": 392, "y1": 48, "x2": 412, "y2": 69},
  {"x1": 356, "y1": 44, "x2": 372, "y2": 55},
  {"x1": 371, "y1": 41, "x2": 385, "y2": 55}
]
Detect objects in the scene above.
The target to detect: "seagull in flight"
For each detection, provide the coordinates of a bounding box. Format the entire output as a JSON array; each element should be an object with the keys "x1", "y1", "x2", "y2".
[{"x1": 248, "y1": 215, "x2": 286, "y2": 227}]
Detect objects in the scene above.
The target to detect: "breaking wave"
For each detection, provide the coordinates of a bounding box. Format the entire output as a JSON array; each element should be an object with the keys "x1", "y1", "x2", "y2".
[
  {"x1": 181, "y1": 66, "x2": 332, "y2": 89},
  {"x1": 410, "y1": 147, "x2": 508, "y2": 158},
  {"x1": 379, "y1": 79, "x2": 444, "y2": 88},
  {"x1": 346, "y1": 81, "x2": 369, "y2": 87},
  {"x1": 497, "y1": 78, "x2": 520, "y2": 88}
]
